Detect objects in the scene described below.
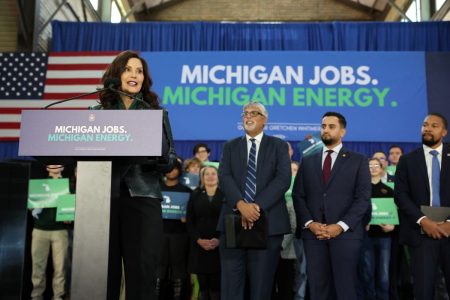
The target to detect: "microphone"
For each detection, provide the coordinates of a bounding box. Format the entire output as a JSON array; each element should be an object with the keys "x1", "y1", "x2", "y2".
[
  {"x1": 43, "y1": 78, "x2": 119, "y2": 109},
  {"x1": 104, "y1": 77, "x2": 120, "y2": 89}
]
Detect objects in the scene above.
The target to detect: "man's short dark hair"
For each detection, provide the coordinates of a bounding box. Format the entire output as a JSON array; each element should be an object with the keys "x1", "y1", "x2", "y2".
[
  {"x1": 428, "y1": 112, "x2": 448, "y2": 130},
  {"x1": 389, "y1": 144, "x2": 404, "y2": 154},
  {"x1": 193, "y1": 143, "x2": 211, "y2": 156},
  {"x1": 322, "y1": 112, "x2": 347, "y2": 128}
]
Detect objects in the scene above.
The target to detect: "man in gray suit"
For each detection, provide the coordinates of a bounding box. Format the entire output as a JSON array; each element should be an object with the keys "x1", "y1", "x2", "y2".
[
  {"x1": 218, "y1": 101, "x2": 291, "y2": 300},
  {"x1": 292, "y1": 111, "x2": 371, "y2": 300}
]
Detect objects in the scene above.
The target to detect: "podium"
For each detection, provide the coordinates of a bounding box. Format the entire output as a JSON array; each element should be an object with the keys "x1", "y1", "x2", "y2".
[{"x1": 19, "y1": 109, "x2": 164, "y2": 300}]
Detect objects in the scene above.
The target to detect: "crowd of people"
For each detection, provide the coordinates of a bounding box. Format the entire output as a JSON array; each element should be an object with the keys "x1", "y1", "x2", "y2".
[{"x1": 28, "y1": 51, "x2": 450, "y2": 300}]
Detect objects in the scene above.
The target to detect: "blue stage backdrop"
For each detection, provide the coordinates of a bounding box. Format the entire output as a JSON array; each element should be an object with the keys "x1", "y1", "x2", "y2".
[{"x1": 142, "y1": 51, "x2": 428, "y2": 142}]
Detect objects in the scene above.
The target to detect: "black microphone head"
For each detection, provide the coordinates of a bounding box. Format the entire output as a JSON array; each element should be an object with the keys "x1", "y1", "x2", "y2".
[{"x1": 104, "y1": 78, "x2": 121, "y2": 89}]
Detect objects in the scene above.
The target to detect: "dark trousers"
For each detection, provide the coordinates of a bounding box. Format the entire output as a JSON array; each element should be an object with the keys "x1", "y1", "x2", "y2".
[
  {"x1": 158, "y1": 233, "x2": 189, "y2": 279},
  {"x1": 197, "y1": 272, "x2": 221, "y2": 294},
  {"x1": 304, "y1": 238, "x2": 361, "y2": 300},
  {"x1": 358, "y1": 236, "x2": 391, "y2": 300},
  {"x1": 219, "y1": 234, "x2": 283, "y2": 300},
  {"x1": 272, "y1": 257, "x2": 297, "y2": 300},
  {"x1": 107, "y1": 191, "x2": 163, "y2": 300},
  {"x1": 409, "y1": 237, "x2": 450, "y2": 300}
]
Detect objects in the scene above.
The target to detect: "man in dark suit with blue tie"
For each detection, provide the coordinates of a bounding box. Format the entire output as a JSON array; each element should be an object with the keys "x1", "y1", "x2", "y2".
[
  {"x1": 218, "y1": 101, "x2": 291, "y2": 300},
  {"x1": 292, "y1": 111, "x2": 371, "y2": 300},
  {"x1": 394, "y1": 113, "x2": 450, "y2": 300}
]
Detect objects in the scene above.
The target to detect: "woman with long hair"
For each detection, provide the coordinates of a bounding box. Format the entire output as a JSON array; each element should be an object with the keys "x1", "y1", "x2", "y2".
[
  {"x1": 95, "y1": 50, "x2": 176, "y2": 300},
  {"x1": 186, "y1": 166, "x2": 223, "y2": 300}
]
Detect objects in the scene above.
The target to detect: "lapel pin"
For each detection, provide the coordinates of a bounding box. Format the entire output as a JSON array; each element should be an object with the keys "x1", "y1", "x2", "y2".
[{"x1": 342, "y1": 154, "x2": 346, "y2": 157}]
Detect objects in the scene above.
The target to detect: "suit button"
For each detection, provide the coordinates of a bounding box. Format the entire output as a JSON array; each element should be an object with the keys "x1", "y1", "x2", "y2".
[{"x1": 323, "y1": 193, "x2": 327, "y2": 197}]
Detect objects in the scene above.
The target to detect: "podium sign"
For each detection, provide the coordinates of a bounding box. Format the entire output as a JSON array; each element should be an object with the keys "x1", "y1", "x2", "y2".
[{"x1": 19, "y1": 110, "x2": 162, "y2": 156}]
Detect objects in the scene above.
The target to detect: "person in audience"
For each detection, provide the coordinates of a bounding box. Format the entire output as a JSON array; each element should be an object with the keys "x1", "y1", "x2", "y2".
[
  {"x1": 218, "y1": 101, "x2": 291, "y2": 300},
  {"x1": 287, "y1": 141, "x2": 294, "y2": 160},
  {"x1": 193, "y1": 143, "x2": 212, "y2": 162},
  {"x1": 158, "y1": 160, "x2": 192, "y2": 300},
  {"x1": 184, "y1": 158, "x2": 203, "y2": 175},
  {"x1": 273, "y1": 159, "x2": 301, "y2": 300},
  {"x1": 186, "y1": 166, "x2": 223, "y2": 300},
  {"x1": 388, "y1": 145, "x2": 403, "y2": 167},
  {"x1": 372, "y1": 151, "x2": 394, "y2": 183},
  {"x1": 292, "y1": 111, "x2": 371, "y2": 300},
  {"x1": 394, "y1": 113, "x2": 450, "y2": 300},
  {"x1": 359, "y1": 158, "x2": 395, "y2": 300},
  {"x1": 95, "y1": 50, "x2": 176, "y2": 300},
  {"x1": 291, "y1": 161, "x2": 299, "y2": 175},
  {"x1": 30, "y1": 165, "x2": 69, "y2": 300}
]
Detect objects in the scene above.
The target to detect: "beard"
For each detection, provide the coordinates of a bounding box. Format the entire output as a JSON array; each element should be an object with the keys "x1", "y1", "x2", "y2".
[
  {"x1": 321, "y1": 134, "x2": 337, "y2": 146},
  {"x1": 422, "y1": 134, "x2": 439, "y2": 147}
]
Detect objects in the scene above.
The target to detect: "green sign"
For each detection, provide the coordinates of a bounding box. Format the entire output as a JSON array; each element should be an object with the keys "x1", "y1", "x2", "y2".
[
  {"x1": 203, "y1": 161, "x2": 220, "y2": 169},
  {"x1": 284, "y1": 176, "x2": 296, "y2": 203},
  {"x1": 56, "y1": 194, "x2": 76, "y2": 221},
  {"x1": 384, "y1": 181, "x2": 395, "y2": 190},
  {"x1": 386, "y1": 165, "x2": 397, "y2": 176},
  {"x1": 369, "y1": 197, "x2": 399, "y2": 225},
  {"x1": 28, "y1": 178, "x2": 70, "y2": 208}
]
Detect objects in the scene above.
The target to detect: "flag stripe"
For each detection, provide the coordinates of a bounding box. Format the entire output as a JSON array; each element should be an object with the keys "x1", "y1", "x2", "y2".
[
  {"x1": 49, "y1": 51, "x2": 120, "y2": 57},
  {"x1": 47, "y1": 64, "x2": 110, "y2": 71},
  {"x1": 0, "y1": 100, "x2": 98, "y2": 108},
  {"x1": 46, "y1": 70, "x2": 104, "y2": 79},
  {"x1": 43, "y1": 93, "x2": 99, "y2": 100},
  {"x1": 46, "y1": 78, "x2": 102, "y2": 85},
  {"x1": 44, "y1": 84, "x2": 101, "y2": 93},
  {"x1": 0, "y1": 122, "x2": 20, "y2": 129}
]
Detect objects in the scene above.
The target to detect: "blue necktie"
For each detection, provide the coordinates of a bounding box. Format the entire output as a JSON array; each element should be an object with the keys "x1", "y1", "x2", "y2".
[
  {"x1": 430, "y1": 150, "x2": 441, "y2": 207},
  {"x1": 244, "y1": 138, "x2": 257, "y2": 203}
]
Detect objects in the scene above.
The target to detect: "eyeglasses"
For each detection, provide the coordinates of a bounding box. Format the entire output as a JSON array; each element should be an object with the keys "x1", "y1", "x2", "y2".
[
  {"x1": 369, "y1": 165, "x2": 381, "y2": 169},
  {"x1": 241, "y1": 111, "x2": 264, "y2": 118}
]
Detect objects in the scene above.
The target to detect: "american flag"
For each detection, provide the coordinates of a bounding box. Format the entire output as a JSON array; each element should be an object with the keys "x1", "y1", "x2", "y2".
[{"x1": 0, "y1": 52, "x2": 119, "y2": 141}]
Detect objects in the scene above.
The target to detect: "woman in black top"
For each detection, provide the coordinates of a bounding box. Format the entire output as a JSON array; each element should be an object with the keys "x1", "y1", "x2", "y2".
[
  {"x1": 186, "y1": 166, "x2": 223, "y2": 300},
  {"x1": 359, "y1": 158, "x2": 395, "y2": 300},
  {"x1": 97, "y1": 50, "x2": 176, "y2": 300}
]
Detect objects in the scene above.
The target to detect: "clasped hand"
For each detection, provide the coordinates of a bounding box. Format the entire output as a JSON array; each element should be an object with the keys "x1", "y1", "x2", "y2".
[
  {"x1": 309, "y1": 222, "x2": 343, "y2": 240},
  {"x1": 197, "y1": 238, "x2": 220, "y2": 251},
  {"x1": 237, "y1": 200, "x2": 260, "y2": 230},
  {"x1": 420, "y1": 217, "x2": 450, "y2": 239}
]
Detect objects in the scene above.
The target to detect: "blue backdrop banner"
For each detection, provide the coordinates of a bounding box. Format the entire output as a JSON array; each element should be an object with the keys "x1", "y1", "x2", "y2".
[{"x1": 141, "y1": 51, "x2": 426, "y2": 142}]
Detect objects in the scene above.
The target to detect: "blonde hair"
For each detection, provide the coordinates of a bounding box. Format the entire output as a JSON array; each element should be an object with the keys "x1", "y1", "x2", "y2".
[
  {"x1": 184, "y1": 157, "x2": 203, "y2": 172},
  {"x1": 199, "y1": 165, "x2": 219, "y2": 188}
]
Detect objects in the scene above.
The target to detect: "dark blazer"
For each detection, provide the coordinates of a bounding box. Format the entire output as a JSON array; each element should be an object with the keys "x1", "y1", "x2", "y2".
[
  {"x1": 218, "y1": 134, "x2": 291, "y2": 236},
  {"x1": 394, "y1": 145, "x2": 450, "y2": 246},
  {"x1": 186, "y1": 187, "x2": 223, "y2": 274},
  {"x1": 91, "y1": 103, "x2": 176, "y2": 200},
  {"x1": 292, "y1": 147, "x2": 371, "y2": 240}
]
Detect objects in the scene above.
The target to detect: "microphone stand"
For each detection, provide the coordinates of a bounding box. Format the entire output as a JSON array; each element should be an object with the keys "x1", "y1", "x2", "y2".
[{"x1": 43, "y1": 88, "x2": 106, "y2": 109}]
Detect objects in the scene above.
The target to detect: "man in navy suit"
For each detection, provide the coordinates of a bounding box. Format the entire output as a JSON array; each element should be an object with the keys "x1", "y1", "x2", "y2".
[
  {"x1": 394, "y1": 113, "x2": 450, "y2": 300},
  {"x1": 292, "y1": 111, "x2": 371, "y2": 300},
  {"x1": 218, "y1": 101, "x2": 291, "y2": 300}
]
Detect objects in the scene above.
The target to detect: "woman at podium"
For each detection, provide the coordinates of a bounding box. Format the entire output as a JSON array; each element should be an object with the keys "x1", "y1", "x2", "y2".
[{"x1": 94, "y1": 50, "x2": 176, "y2": 300}]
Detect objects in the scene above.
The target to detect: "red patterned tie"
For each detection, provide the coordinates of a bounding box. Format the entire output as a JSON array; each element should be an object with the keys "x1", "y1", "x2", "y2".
[{"x1": 322, "y1": 150, "x2": 333, "y2": 185}]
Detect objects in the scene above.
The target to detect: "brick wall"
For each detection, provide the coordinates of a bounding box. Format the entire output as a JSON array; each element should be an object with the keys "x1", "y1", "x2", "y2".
[{"x1": 137, "y1": 0, "x2": 373, "y2": 22}]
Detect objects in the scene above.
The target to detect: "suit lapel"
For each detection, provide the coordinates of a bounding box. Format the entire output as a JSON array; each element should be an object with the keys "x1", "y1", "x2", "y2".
[
  {"x1": 415, "y1": 148, "x2": 430, "y2": 196},
  {"x1": 256, "y1": 135, "x2": 267, "y2": 191},
  {"x1": 326, "y1": 148, "x2": 348, "y2": 187},
  {"x1": 441, "y1": 145, "x2": 450, "y2": 206},
  {"x1": 314, "y1": 151, "x2": 324, "y2": 188},
  {"x1": 239, "y1": 137, "x2": 248, "y2": 190}
]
